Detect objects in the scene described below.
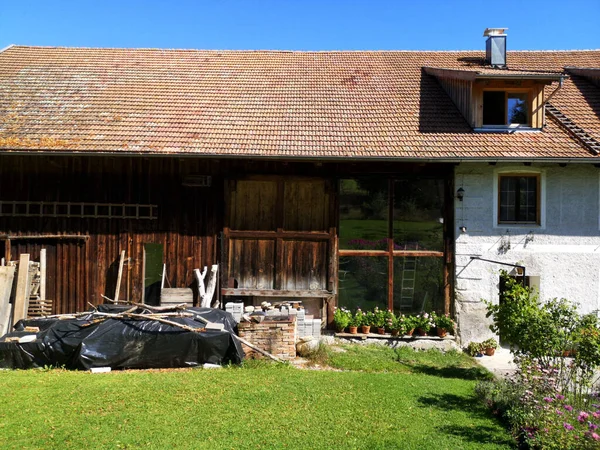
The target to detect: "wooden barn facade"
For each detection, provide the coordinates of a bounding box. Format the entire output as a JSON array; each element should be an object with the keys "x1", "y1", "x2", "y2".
[
  {"x1": 2, "y1": 45, "x2": 599, "y2": 330},
  {"x1": 0, "y1": 154, "x2": 454, "y2": 324}
]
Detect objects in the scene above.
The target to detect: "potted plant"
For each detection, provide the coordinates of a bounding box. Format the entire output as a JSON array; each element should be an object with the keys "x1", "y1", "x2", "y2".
[
  {"x1": 333, "y1": 307, "x2": 351, "y2": 333},
  {"x1": 374, "y1": 307, "x2": 387, "y2": 335},
  {"x1": 348, "y1": 309, "x2": 361, "y2": 334},
  {"x1": 354, "y1": 309, "x2": 369, "y2": 334},
  {"x1": 481, "y1": 338, "x2": 498, "y2": 356},
  {"x1": 414, "y1": 312, "x2": 434, "y2": 336},
  {"x1": 466, "y1": 341, "x2": 483, "y2": 357},
  {"x1": 387, "y1": 311, "x2": 400, "y2": 336},
  {"x1": 401, "y1": 314, "x2": 417, "y2": 336},
  {"x1": 360, "y1": 310, "x2": 374, "y2": 334},
  {"x1": 433, "y1": 312, "x2": 455, "y2": 338}
]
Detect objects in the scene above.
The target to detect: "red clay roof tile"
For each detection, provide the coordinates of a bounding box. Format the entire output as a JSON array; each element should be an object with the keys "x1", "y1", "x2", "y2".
[{"x1": 0, "y1": 46, "x2": 599, "y2": 159}]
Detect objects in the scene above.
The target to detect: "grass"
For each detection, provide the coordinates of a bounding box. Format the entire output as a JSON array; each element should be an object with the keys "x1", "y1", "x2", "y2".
[{"x1": 0, "y1": 345, "x2": 514, "y2": 449}]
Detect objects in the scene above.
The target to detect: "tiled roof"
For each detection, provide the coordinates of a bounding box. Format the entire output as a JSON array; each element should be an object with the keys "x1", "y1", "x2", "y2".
[{"x1": 0, "y1": 45, "x2": 599, "y2": 160}]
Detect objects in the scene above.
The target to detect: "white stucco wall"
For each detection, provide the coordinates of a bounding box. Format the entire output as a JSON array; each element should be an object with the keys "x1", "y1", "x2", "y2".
[{"x1": 454, "y1": 162, "x2": 600, "y2": 344}]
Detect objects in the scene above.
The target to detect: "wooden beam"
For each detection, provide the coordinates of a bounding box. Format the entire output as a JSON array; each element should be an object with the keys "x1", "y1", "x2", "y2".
[
  {"x1": 39, "y1": 249, "x2": 46, "y2": 302},
  {"x1": 225, "y1": 230, "x2": 330, "y2": 240},
  {"x1": 0, "y1": 266, "x2": 16, "y2": 335},
  {"x1": 114, "y1": 250, "x2": 125, "y2": 302},
  {"x1": 13, "y1": 254, "x2": 31, "y2": 324},
  {"x1": 221, "y1": 288, "x2": 331, "y2": 298}
]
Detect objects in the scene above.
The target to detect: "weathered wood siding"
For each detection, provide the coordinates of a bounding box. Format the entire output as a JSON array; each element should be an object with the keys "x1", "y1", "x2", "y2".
[
  {"x1": 223, "y1": 177, "x2": 333, "y2": 293},
  {"x1": 0, "y1": 155, "x2": 220, "y2": 313}
]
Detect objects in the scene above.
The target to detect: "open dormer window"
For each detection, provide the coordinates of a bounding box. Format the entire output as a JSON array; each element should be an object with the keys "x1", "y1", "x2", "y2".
[{"x1": 483, "y1": 91, "x2": 529, "y2": 126}]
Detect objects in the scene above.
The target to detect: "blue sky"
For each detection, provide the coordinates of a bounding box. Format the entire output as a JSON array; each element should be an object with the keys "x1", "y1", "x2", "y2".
[{"x1": 1, "y1": 0, "x2": 599, "y2": 51}]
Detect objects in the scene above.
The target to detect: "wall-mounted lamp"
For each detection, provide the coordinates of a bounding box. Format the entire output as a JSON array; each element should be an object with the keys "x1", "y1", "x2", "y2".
[
  {"x1": 456, "y1": 187, "x2": 465, "y2": 201},
  {"x1": 459, "y1": 226, "x2": 467, "y2": 233}
]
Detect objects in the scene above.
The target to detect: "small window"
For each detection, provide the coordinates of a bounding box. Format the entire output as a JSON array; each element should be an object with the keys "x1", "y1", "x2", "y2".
[
  {"x1": 483, "y1": 91, "x2": 530, "y2": 127},
  {"x1": 498, "y1": 175, "x2": 539, "y2": 223}
]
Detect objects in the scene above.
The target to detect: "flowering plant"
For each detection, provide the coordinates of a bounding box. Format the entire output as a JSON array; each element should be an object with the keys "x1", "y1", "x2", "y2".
[
  {"x1": 373, "y1": 307, "x2": 387, "y2": 328},
  {"x1": 482, "y1": 338, "x2": 498, "y2": 350},
  {"x1": 350, "y1": 309, "x2": 364, "y2": 328},
  {"x1": 414, "y1": 312, "x2": 434, "y2": 332},
  {"x1": 333, "y1": 307, "x2": 351, "y2": 331},
  {"x1": 433, "y1": 312, "x2": 455, "y2": 333}
]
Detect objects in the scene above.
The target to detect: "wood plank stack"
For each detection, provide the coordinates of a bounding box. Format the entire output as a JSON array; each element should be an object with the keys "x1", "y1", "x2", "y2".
[
  {"x1": 27, "y1": 262, "x2": 52, "y2": 317},
  {"x1": 0, "y1": 253, "x2": 53, "y2": 336},
  {"x1": 0, "y1": 266, "x2": 16, "y2": 336},
  {"x1": 160, "y1": 288, "x2": 194, "y2": 308}
]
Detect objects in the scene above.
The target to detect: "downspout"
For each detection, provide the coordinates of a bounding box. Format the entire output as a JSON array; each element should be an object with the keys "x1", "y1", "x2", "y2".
[{"x1": 542, "y1": 76, "x2": 565, "y2": 127}]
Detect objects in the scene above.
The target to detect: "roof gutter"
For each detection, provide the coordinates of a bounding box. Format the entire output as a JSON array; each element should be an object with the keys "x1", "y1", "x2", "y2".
[{"x1": 0, "y1": 148, "x2": 598, "y2": 164}]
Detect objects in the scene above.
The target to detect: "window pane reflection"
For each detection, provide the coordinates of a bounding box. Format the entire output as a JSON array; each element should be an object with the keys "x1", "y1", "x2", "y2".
[
  {"x1": 393, "y1": 257, "x2": 444, "y2": 314},
  {"x1": 339, "y1": 179, "x2": 388, "y2": 250},
  {"x1": 338, "y1": 256, "x2": 388, "y2": 311},
  {"x1": 393, "y1": 179, "x2": 444, "y2": 251}
]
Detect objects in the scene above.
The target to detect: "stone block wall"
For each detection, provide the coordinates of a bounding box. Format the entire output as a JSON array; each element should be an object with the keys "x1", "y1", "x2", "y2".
[
  {"x1": 237, "y1": 318, "x2": 297, "y2": 360},
  {"x1": 454, "y1": 162, "x2": 600, "y2": 345}
]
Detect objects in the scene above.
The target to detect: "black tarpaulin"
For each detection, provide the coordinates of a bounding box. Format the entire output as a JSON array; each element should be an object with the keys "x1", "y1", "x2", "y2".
[{"x1": 0, "y1": 306, "x2": 244, "y2": 370}]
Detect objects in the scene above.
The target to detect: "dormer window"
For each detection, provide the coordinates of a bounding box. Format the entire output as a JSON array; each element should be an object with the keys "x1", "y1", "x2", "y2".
[{"x1": 483, "y1": 91, "x2": 529, "y2": 126}]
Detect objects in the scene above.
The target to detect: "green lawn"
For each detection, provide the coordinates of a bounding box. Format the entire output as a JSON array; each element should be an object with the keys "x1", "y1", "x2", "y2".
[{"x1": 0, "y1": 346, "x2": 514, "y2": 449}]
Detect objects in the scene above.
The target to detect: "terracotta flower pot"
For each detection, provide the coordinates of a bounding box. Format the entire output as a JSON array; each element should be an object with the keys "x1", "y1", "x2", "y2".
[
  {"x1": 360, "y1": 325, "x2": 371, "y2": 334},
  {"x1": 391, "y1": 329, "x2": 400, "y2": 337},
  {"x1": 336, "y1": 325, "x2": 346, "y2": 333},
  {"x1": 485, "y1": 347, "x2": 495, "y2": 356},
  {"x1": 349, "y1": 326, "x2": 358, "y2": 335},
  {"x1": 377, "y1": 327, "x2": 386, "y2": 335},
  {"x1": 415, "y1": 328, "x2": 428, "y2": 336},
  {"x1": 436, "y1": 328, "x2": 447, "y2": 338},
  {"x1": 405, "y1": 328, "x2": 415, "y2": 337}
]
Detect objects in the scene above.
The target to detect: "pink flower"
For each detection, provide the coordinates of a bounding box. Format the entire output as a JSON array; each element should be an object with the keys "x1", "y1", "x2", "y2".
[
  {"x1": 593, "y1": 433, "x2": 600, "y2": 441},
  {"x1": 578, "y1": 412, "x2": 590, "y2": 423},
  {"x1": 564, "y1": 423, "x2": 574, "y2": 431},
  {"x1": 543, "y1": 397, "x2": 553, "y2": 403},
  {"x1": 556, "y1": 394, "x2": 565, "y2": 401},
  {"x1": 565, "y1": 405, "x2": 574, "y2": 411}
]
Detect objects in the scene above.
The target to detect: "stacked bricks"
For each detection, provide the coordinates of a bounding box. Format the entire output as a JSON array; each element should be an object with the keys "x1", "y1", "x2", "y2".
[{"x1": 237, "y1": 317, "x2": 297, "y2": 360}]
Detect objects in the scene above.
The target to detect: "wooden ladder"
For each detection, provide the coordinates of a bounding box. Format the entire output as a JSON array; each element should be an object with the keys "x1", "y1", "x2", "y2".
[{"x1": 546, "y1": 103, "x2": 600, "y2": 155}]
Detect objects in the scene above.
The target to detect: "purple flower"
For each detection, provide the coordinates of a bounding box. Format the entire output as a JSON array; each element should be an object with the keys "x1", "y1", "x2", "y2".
[
  {"x1": 556, "y1": 394, "x2": 565, "y2": 401},
  {"x1": 543, "y1": 397, "x2": 553, "y2": 403},
  {"x1": 593, "y1": 411, "x2": 600, "y2": 419},
  {"x1": 579, "y1": 412, "x2": 590, "y2": 423},
  {"x1": 556, "y1": 409, "x2": 564, "y2": 415},
  {"x1": 564, "y1": 423, "x2": 574, "y2": 431},
  {"x1": 565, "y1": 405, "x2": 574, "y2": 411},
  {"x1": 589, "y1": 423, "x2": 598, "y2": 431}
]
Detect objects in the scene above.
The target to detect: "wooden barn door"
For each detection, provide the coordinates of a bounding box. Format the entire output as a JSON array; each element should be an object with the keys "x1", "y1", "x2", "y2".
[
  {"x1": 222, "y1": 177, "x2": 336, "y2": 296},
  {"x1": 9, "y1": 238, "x2": 87, "y2": 314}
]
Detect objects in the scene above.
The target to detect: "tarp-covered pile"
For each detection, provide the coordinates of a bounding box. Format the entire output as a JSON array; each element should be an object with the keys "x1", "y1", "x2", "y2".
[{"x1": 0, "y1": 305, "x2": 244, "y2": 370}]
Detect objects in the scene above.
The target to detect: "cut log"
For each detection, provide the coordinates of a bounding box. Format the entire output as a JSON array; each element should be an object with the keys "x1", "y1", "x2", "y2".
[{"x1": 196, "y1": 265, "x2": 219, "y2": 308}]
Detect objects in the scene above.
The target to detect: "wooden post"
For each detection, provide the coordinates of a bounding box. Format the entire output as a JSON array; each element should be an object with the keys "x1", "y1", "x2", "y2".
[
  {"x1": 114, "y1": 250, "x2": 126, "y2": 303},
  {"x1": 0, "y1": 266, "x2": 16, "y2": 336},
  {"x1": 40, "y1": 249, "x2": 47, "y2": 302},
  {"x1": 13, "y1": 254, "x2": 31, "y2": 324}
]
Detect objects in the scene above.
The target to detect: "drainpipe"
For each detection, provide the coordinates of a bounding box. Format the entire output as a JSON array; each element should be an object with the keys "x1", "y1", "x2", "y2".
[
  {"x1": 469, "y1": 256, "x2": 526, "y2": 286},
  {"x1": 543, "y1": 76, "x2": 565, "y2": 127}
]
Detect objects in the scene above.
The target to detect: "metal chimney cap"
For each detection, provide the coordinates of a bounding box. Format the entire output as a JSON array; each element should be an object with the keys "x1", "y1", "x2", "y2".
[{"x1": 484, "y1": 28, "x2": 508, "y2": 37}]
